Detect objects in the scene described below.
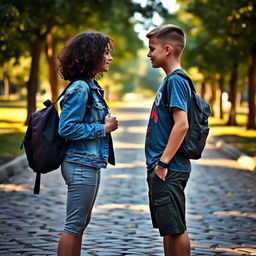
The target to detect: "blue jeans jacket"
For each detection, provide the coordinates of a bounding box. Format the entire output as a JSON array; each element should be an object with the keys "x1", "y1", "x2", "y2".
[{"x1": 58, "y1": 78, "x2": 115, "y2": 168}]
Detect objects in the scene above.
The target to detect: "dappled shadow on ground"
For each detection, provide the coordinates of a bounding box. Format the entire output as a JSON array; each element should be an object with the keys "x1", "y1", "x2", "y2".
[
  {"x1": 217, "y1": 135, "x2": 256, "y2": 156},
  {"x1": 193, "y1": 157, "x2": 248, "y2": 171},
  {"x1": 209, "y1": 123, "x2": 245, "y2": 127},
  {"x1": 0, "y1": 119, "x2": 24, "y2": 124}
]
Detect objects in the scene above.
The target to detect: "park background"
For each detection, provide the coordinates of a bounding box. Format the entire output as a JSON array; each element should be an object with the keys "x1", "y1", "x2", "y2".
[{"x1": 0, "y1": 0, "x2": 255, "y2": 166}]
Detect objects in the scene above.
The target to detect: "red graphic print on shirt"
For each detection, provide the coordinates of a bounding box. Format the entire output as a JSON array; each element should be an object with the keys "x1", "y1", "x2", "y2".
[
  {"x1": 147, "y1": 105, "x2": 158, "y2": 135},
  {"x1": 151, "y1": 105, "x2": 158, "y2": 124}
]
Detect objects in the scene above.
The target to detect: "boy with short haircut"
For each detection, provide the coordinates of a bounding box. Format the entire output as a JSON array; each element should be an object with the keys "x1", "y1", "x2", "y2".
[{"x1": 145, "y1": 24, "x2": 191, "y2": 256}]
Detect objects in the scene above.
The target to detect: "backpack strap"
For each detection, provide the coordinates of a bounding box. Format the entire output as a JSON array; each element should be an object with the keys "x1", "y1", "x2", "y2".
[
  {"x1": 50, "y1": 78, "x2": 93, "y2": 111},
  {"x1": 163, "y1": 70, "x2": 195, "y2": 110},
  {"x1": 168, "y1": 70, "x2": 196, "y2": 93},
  {"x1": 53, "y1": 78, "x2": 92, "y2": 104},
  {"x1": 34, "y1": 172, "x2": 41, "y2": 194}
]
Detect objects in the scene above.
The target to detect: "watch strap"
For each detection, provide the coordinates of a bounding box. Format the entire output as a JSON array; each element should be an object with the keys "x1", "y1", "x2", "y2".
[{"x1": 157, "y1": 160, "x2": 168, "y2": 168}]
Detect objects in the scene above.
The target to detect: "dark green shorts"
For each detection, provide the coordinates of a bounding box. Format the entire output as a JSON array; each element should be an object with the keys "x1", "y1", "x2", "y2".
[{"x1": 146, "y1": 169, "x2": 190, "y2": 237}]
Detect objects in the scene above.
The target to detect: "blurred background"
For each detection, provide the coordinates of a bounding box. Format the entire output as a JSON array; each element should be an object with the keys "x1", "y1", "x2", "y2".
[{"x1": 0, "y1": 0, "x2": 255, "y2": 165}]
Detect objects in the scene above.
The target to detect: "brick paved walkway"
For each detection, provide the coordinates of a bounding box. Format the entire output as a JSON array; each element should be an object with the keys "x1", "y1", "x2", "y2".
[{"x1": 0, "y1": 102, "x2": 255, "y2": 255}]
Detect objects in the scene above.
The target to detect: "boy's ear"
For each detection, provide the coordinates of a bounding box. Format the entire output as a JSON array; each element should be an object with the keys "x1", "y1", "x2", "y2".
[{"x1": 164, "y1": 45, "x2": 173, "y2": 56}]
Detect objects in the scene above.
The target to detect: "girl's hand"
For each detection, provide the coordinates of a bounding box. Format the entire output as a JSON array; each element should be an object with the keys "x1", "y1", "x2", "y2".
[{"x1": 104, "y1": 114, "x2": 118, "y2": 133}]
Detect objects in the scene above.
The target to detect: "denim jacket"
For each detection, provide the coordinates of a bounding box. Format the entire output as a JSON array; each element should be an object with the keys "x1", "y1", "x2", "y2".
[{"x1": 58, "y1": 78, "x2": 115, "y2": 168}]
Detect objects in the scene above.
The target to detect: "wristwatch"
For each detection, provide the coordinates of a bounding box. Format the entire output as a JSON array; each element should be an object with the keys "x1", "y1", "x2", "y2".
[{"x1": 157, "y1": 160, "x2": 168, "y2": 168}]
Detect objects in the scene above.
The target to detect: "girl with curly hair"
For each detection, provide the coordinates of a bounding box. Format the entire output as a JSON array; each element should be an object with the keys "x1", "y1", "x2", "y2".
[{"x1": 57, "y1": 31, "x2": 118, "y2": 256}]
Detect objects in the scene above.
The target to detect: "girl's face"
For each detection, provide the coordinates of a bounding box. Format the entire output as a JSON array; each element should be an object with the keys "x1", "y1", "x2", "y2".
[{"x1": 100, "y1": 44, "x2": 113, "y2": 73}]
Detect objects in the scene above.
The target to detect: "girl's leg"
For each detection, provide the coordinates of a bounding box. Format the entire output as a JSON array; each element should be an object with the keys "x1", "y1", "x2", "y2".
[
  {"x1": 59, "y1": 162, "x2": 101, "y2": 256},
  {"x1": 74, "y1": 232, "x2": 83, "y2": 256},
  {"x1": 58, "y1": 231, "x2": 83, "y2": 256},
  {"x1": 84, "y1": 169, "x2": 101, "y2": 227}
]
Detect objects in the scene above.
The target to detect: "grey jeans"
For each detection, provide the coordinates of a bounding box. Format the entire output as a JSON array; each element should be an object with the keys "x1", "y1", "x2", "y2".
[{"x1": 61, "y1": 161, "x2": 101, "y2": 236}]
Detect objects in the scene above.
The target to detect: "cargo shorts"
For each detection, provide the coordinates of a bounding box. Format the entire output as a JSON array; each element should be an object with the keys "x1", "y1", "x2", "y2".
[{"x1": 147, "y1": 169, "x2": 190, "y2": 237}]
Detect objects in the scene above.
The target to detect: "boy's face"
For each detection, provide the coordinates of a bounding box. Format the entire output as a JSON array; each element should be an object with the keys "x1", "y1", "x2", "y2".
[{"x1": 147, "y1": 37, "x2": 167, "y2": 68}]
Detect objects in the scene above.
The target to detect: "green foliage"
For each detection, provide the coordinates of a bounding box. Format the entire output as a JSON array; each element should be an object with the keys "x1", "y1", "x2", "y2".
[
  {"x1": 0, "y1": 2, "x2": 28, "y2": 64},
  {"x1": 166, "y1": 0, "x2": 255, "y2": 89},
  {"x1": 0, "y1": 0, "x2": 169, "y2": 97},
  {"x1": 179, "y1": 0, "x2": 256, "y2": 58},
  {"x1": 0, "y1": 0, "x2": 167, "y2": 64}
]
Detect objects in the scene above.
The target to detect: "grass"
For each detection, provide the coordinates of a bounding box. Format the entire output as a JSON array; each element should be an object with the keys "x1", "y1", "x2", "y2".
[
  {"x1": 0, "y1": 99, "x2": 255, "y2": 165},
  {"x1": 209, "y1": 114, "x2": 256, "y2": 157},
  {"x1": 0, "y1": 100, "x2": 27, "y2": 165}
]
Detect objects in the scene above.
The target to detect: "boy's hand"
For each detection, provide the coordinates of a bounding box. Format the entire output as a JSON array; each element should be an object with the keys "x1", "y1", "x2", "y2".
[
  {"x1": 104, "y1": 114, "x2": 118, "y2": 134},
  {"x1": 155, "y1": 166, "x2": 168, "y2": 181}
]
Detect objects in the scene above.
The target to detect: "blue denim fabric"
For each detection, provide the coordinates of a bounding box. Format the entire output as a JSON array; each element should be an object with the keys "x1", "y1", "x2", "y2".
[
  {"x1": 59, "y1": 79, "x2": 110, "y2": 168},
  {"x1": 61, "y1": 161, "x2": 101, "y2": 235}
]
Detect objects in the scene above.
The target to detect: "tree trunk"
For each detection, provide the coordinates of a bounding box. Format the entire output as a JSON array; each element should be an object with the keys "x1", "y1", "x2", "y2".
[
  {"x1": 3, "y1": 76, "x2": 10, "y2": 99},
  {"x1": 46, "y1": 27, "x2": 58, "y2": 102},
  {"x1": 227, "y1": 62, "x2": 238, "y2": 126},
  {"x1": 247, "y1": 44, "x2": 256, "y2": 130},
  {"x1": 25, "y1": 37, "x2": 45, "y2": 125},
  {"x1": 209, "y1": 80, "x2": 215, "y2": 117},
  {"x1": 218, "y1": 75, "x2": 224, "y2": 119},
  {"x1": 200, "y1": 80, "x2": 206, "y2": 99}
]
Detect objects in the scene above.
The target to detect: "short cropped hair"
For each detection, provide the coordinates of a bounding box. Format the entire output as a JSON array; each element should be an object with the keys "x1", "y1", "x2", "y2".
[
  {"x1": 146, "y1": 24, "x2": 185, "y2": 57},
  {"x1": 58, "y1": 32, "x2": 113, "y2": 81}
]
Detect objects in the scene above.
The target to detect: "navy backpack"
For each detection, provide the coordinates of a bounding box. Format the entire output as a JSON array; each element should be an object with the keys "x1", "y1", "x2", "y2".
[
  {"x1": 163, "y1": 70, "x2": 211, "y2": 159},
  {"x1": 21, "y1": 78, "x2": 92, "y2": 194}
]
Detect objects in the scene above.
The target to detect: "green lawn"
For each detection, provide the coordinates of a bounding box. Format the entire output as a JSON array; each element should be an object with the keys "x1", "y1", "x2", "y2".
[
  {"x1": 209, "y1": 114, "x2": 256, "y2": 156},
  {"x1": 0, "y1": 100, "x2": 27, "y2": 165}
]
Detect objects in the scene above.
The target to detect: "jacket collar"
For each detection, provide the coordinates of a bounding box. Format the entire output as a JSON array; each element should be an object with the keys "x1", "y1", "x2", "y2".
[
  {"x1": 87, "y1": 78, "x2": 98, "y2": 90},
  {"x1": 87, "y1": 78, "x2": 105, "y2": 99}
]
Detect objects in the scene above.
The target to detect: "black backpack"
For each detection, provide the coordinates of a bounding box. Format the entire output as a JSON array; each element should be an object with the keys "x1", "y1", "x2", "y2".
[
  {"x1": 21, "y1": 78, "x2": 92, "y2": 194},
  {"x1": 163, "y1": 70, "x2": 211, "y2": 159}
]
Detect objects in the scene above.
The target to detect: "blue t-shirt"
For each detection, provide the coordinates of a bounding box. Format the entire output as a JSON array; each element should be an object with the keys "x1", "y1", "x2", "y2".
[{"x1": 145, "y1": 69, "x2": 191, "y2": 172}]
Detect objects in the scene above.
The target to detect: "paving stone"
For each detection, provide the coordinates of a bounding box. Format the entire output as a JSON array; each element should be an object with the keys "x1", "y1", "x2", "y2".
[
  {"x1": 1, "y1": 103, "x2": 256, "y2": 256},
  {"x1": 0, "y1": 252, "x2": 17, "y2": 256}
]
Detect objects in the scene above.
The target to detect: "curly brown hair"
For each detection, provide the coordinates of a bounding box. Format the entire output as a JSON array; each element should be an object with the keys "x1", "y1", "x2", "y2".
[{"x1": 58, "y1": 31, "x2": 113, "y2": 81}]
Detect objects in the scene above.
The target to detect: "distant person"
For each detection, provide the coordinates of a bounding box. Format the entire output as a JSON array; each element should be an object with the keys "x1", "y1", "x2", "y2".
[
  {"x1": 145, "y1": 24, "x2": 191, "y2": 256},
  {"x1": 57, "y1": 31, "x2": 118, "y2": 256}
]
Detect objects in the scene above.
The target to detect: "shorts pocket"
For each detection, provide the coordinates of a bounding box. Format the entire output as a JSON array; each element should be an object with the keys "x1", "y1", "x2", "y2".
[
  {"x1": 154, "y1": 196, "x2": 175, "y2": 232},
  {"x1": 153, "y1": 171, "x2": 165, "y2": 182}
]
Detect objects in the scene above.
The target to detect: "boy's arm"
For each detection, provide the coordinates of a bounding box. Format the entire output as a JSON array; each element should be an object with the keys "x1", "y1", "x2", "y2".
[{"x1": 155, "y1": 107, "x2": 189, "y2": 181}]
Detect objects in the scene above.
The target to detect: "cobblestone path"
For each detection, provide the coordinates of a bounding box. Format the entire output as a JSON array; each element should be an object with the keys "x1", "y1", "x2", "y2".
[{"x1": 0, "y1": 102, "x2": 255, "y2": 255}]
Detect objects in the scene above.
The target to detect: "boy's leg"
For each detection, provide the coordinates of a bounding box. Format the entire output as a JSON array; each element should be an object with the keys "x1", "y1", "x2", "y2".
[
  {"x1": 173, "y1": 231, "x2": 190, "y2": 256},
  {"x1": 164, "y1": 232, "x2": 190, "y2": 256},
  {"x1": 163, "y1": 235, "x2": 175, "y2": 256},
  {"x1": 148, "y1": 170, "x2": 190, "y2": 255}
]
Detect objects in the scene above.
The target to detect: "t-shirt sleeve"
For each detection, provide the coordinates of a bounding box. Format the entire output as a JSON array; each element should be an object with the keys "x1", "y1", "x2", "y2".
[{"x1": 167, "y1": 76, "x2": 190, "y2": 112}]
